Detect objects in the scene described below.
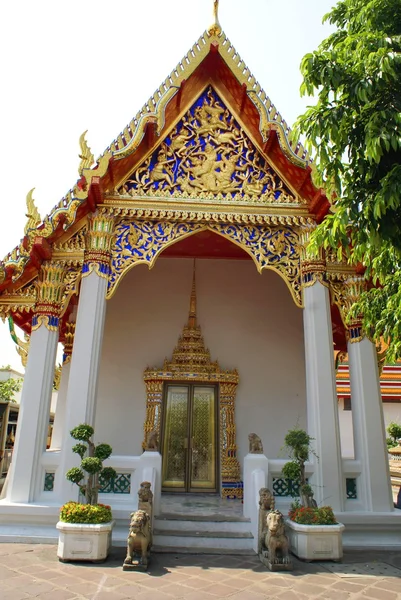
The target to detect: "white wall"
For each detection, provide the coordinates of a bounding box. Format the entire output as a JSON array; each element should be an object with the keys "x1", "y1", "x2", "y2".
[
  {"x1": 95, "y1": 258, "x2": 307, "y2": 475},
  {"x1": 338, "y1": 397, "x2": 401, "y2": 459}
]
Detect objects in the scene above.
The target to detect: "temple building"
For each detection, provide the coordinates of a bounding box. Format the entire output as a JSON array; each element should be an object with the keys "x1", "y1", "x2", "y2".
[{"x1": 0, "y1": 6, "x2": 398, "y2": 551}]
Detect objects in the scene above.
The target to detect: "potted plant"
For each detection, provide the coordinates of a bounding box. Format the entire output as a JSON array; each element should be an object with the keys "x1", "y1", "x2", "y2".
[
  {"x1": 56, "y1": 424, "x2": 117, "y2": 562},
  {"x1": 281, "y1": 427, "x2": 344, "y2": 561}
]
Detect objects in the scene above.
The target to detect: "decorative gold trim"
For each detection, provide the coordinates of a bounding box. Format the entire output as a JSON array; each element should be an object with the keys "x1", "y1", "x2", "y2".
[
  {"x1": 108, "y1": 219, "x2": 302, "y2": 306},
  {"x1": 0, "y1": 284, "x2": 37, "y2": 318},
  {"x1": 78, "y1": 131, "x2": 94, "y2": 176},
  {"x1": 82, "y1": 214, "x2": 115, "y2": 279},
  {"x1": 8, "y1": 316, "x2": 30, "y2": 368},
  {"x1": 31, "y1": 262, "x2": 67, "y2": 332},
  {"x1": 102, "y1": 30, "x2": 309, "y2": 169},
  {"x1": 330, "y1": 275, "x2": 366, "y2": 343},
  {"x1": 31, "y1": 314, "x2": 59, "y2": 333},
  {"x1": 63, "y1": 322, "x2": 75, "y2": 360},
  {"x1": 142, "y1": 268, "x2": 241, "y2": 497}
]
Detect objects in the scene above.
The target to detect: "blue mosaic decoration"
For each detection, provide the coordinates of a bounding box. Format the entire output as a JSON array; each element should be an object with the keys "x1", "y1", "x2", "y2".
[
  {"x1": 272, "y1": 477, "x2": 302, "y2": 497},
  {"x1": 117, "y1": 87, "x2": 298, "y2": 205},
  {"x1": 108, "y1": 220, "x2": 301, "y2": 304},
  {"x1": 32, "y1": 315, "x2": 59, "y2": 330},
  {"x1": 44, "y1": 472, "x2": 55, "y2": 492},
  {"x1": 99, "y1": 473, "x2": 131, "y2": 494},
  {"x1": 346, "y1": 477, "x2": 357, "y2": 499},
  {"x1": 222, "y1": 481, "x2": 243, "y2": 500}
]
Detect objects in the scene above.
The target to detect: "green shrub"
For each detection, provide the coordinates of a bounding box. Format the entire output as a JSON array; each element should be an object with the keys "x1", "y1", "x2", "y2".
[
  {"x1": 60, "y1": 501, "x2": 112, "y2": 524},
  {"x1": 66, "y1": 423, "x2": 117, "y2": 506}
]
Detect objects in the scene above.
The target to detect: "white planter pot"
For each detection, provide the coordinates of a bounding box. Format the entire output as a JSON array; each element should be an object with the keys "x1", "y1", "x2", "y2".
[
  {"x1": 56, "y1": 521, "x2": 115, "y2": 562},
  {"x1": 286, "y1": 519, "x2": 345, "y2": 561}
]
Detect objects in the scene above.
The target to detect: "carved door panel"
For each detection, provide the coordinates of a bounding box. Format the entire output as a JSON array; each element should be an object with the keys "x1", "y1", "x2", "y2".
[{"x1": 161, "y1": 384, "x2": 217, "y2": 493}]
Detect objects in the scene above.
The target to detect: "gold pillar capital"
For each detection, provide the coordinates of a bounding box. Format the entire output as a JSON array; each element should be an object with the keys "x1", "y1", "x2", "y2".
[
  {"x1": 83, "y1": 213, "x2": 115, "y2": 279},
  {"x1": 343, "y1": 275, "x2": 366, "y2": 343},
  {"x1": 32, "y1": 261, "x2": 67, "y2": 332},
  {"x1": 299, "y1": 224, "x2": 327, "y2": 289}
]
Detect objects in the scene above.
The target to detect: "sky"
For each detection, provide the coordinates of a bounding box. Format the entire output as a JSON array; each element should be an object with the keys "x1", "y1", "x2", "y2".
[{"x1": 0, "y1": 0, "x2": 336, "y2": 371}]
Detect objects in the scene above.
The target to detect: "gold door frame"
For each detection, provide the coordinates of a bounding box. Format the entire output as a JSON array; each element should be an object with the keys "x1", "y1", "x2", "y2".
[
  {"x1": 143, "y1": 371, "x2": 241, "y2": 498},
  {"x1": 161, "y1": 383, "x2": 218, "y2": 493}
]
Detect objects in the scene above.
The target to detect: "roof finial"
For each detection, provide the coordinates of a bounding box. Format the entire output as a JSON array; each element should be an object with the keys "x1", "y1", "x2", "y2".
[
  {"x1": 208, "y1": 0, "x2": 222, "y2": 35},
  {"x1": 188, "y1": 259, "x2": 197, "y2": 329}
]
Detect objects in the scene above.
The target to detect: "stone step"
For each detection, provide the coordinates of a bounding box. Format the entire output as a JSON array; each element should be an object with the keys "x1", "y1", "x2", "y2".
[
  {"x1": 156, "y1": 512, "x2": 251, "y2": 523},
  {"x1": 153, "y1": 531, "x2": 254, "y2": 550},
  {"x1": 153, "y1": 545, "x2": 256, "y2": 555},
  {"x1": 155, "y1": 515, "x2": 251, "y2": 533},
  {"x1": 153, "y1": 529, "x2": 253, "y2": 539}
]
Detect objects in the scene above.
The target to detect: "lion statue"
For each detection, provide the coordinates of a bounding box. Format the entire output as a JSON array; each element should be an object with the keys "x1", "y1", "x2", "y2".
[
  {"x1": 248, "y1": 433, "x2": 263, "y2": 454},
  {"x1": 124, "y1": 510, "x2": 152, "y2": 568},
  {"x1": 265, "y1": 510, "x2": 290, "y2": 565}
]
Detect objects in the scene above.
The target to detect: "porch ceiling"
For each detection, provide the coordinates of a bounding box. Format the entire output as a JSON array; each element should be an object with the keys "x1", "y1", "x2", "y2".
[{"x1": 160, "y1": 231, "x2": 252, "y2": 260}]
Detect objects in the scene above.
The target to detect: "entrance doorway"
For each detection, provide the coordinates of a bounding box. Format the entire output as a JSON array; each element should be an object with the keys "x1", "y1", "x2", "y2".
[{"x1": 161, "y1": 384, "x2": 218, "y2": 493}]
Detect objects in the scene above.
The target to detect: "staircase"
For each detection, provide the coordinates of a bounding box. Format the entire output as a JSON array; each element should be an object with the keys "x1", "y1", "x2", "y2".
[{"x1": 152, "y1": 512, "x2": 255, "y2": 555}]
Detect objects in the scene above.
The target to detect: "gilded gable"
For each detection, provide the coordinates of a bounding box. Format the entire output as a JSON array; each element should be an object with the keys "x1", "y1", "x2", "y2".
[{"x1": 116, "y1": 88, "x2": 302, "y2": 207}]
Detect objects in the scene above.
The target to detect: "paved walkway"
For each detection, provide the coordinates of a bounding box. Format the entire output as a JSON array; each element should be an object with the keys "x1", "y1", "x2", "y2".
[{"x1": 1, "y1": 544, "x2": 401, "y2": 600}]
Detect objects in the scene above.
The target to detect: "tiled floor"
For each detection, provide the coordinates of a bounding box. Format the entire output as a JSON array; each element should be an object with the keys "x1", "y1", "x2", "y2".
[
  {"x1": 160, "y1": 494, "x2": 244, "y2": 518},
  {"x1": 1, "y1": 544, "x2": 401, "y2": 600}
]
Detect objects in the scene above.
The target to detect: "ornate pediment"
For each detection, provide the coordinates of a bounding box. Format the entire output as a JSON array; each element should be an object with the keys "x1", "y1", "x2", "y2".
[{"x1": 116, "y1": 88, "x2": 302, "y2": 207}]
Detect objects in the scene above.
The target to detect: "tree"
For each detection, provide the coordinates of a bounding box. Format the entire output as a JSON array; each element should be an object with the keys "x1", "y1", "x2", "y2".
[
  {"x1": 66, "y1": 424, "x2": 116, "y2": 505},
  {"x1": 281, "y1": 427, "x2": 317, "y2": 507},
  {"x1": 386, "y1": 421, "x2": 401, "y2": 448},
  {"x1": 294, "y1": 0, "x2": 401, "y2": 361},
  {"x1": 0, "y1": 366, "x2": 22, "y2": 402}
]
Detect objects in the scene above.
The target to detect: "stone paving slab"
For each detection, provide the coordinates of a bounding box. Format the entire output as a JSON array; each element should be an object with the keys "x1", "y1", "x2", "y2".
[{"x1": 0, "y1": 544, "x2": 401, "y2": 599}]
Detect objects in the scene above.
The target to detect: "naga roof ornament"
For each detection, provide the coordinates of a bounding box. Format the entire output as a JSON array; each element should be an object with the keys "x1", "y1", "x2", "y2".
[
  {"x1": 24, "y1": 189, "x2": 41, "y2": 235},
  {"x1": 78, "y1": 130, "x2": 95, "y2": 176}
]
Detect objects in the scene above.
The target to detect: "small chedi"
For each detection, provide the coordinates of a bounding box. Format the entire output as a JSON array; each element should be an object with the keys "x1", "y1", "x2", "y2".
[
  {"x1": 123, "y1": 482, "x2": 153, "y2": 571},
  {"x1": 248, "y1": 433, "x2": 263, "y2": 454},
  {"x1": 258, "y1": 487, "x2": 292, "y2": 571}
]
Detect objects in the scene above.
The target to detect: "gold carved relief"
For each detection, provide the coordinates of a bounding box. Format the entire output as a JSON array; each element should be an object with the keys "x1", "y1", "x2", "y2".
[
  {"x1": 108, "y1": 218, "x2": 302, "y2": 306},
  {"x1": 117, "y1": 88, "x2": 300, "y2": 207}
]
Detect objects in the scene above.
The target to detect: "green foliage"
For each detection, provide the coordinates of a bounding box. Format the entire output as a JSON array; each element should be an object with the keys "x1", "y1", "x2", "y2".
[
  {"x1": 59, "y1": 501, "x2": 112, "y2": 524},
  {"x1": 101, "y1": 467, "x2": 117, "y2": 482},
  {"x1": 386, "y1": 421, "x2": 401, "y2": 448},
  {"x1": 289, "y1": 505, "x2": 337, "y2": 525},
  {"x1": 70, "y1": 424, "x2": 94, "y2": 442},
  {"x1": 281, "y1": 427, "x2": 316, "y2": 502},
  {"x1": 94, "y1": 443, "x2": 112, "y2": 461},
  {"x1": 66, "y1": 424, "x2": 115, "y2": 507},
  {"x1": 0, "y1": 375, "x2": 22, "y2": 403},
  {"x1": 294, "y1": 0, "x2": 401, "y2": 360},
  {"x1": 66, "y1": 467, "x2": 84, "y2": 485},
  {"x1": 81, "y1": 457, "x2": 103, "y2": 474},
  {"x1": 282, "y1": 461, "x2": 301, "y2": 482},
  {"x1": 72, "y1": 443, "x2": 87, "y2": 459}
]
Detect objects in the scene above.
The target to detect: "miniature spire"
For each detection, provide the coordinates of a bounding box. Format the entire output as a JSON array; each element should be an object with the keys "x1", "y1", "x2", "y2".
[
  {"x1": 24, "y1": 188, "x2": 41, "y2": 235},
  {"x1": 188, "y1": 260, "x2": 197, "y2": 329},
  {"x1": 208, "y1": 0, "x2": 222, "y2": 35}
]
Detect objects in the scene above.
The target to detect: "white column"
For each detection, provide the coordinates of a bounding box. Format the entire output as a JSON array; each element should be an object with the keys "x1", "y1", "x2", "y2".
[
  {"x1": 56, "y1": 271, "x2": 108, "y2": 503},
  {"x1": 348, "y1": 337, "x2": 393, "y2": 512},
  {"x1": 303, "y1": 281, "x2": 344, "y2": 510},
  {"x1": 50, "y1": 359, "x2": 71, "y2": 450},
  {"x1": 6, "y1": 324, "x2": 58, "y2": 503}
]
